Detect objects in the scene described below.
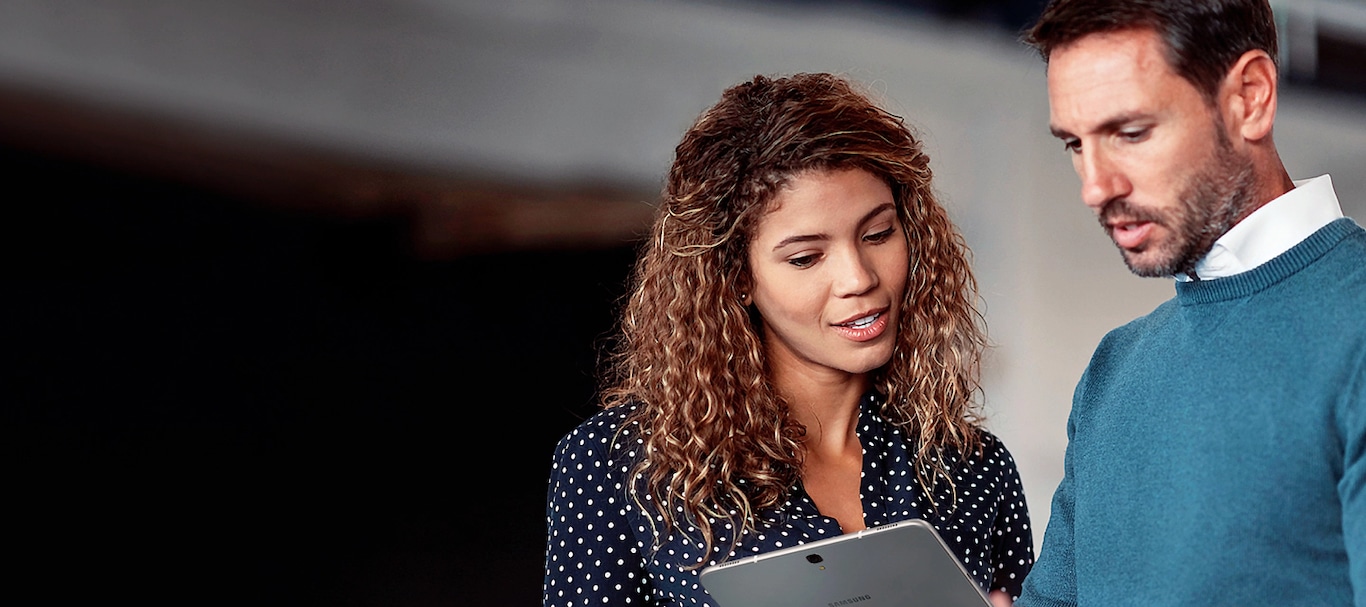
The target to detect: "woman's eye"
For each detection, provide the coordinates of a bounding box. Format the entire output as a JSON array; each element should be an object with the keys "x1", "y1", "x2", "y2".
[
  {"x1": 864, "y1": 227, "x2": 895, "y2": 243},
  {"x1": 787, "y1": 254, "x2": 818, "y2": 268}
]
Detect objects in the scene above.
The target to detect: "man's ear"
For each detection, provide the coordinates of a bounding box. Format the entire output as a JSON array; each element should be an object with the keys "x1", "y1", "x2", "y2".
[{"x1": 1222, "y1": 49, "x2": 1279, "y2": 143}]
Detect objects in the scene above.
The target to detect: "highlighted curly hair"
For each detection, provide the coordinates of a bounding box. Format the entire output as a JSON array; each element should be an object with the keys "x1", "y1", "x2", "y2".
[{"x1": 599, "y1": 72, "x2": 987, "y2": 562}]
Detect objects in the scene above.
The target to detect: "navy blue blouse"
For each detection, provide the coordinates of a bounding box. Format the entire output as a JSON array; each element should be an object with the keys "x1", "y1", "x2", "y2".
[{"x1": 543, "y1": 392, "x2": 1034, "y2": 606}]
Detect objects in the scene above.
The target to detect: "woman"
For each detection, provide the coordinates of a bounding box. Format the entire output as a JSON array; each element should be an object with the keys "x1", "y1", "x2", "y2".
[{"x1": 543, "y1": 73, "x2": 1032, "y2": 606}]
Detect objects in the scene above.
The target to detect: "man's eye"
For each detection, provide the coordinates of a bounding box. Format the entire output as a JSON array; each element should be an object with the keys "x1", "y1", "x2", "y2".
[
  {"x1": 1120, "y1": 129, "x2": 1150, "y2": 143},
  {"x1": 1063, "y1": 139, "x2": 1081, "y2": 154}
]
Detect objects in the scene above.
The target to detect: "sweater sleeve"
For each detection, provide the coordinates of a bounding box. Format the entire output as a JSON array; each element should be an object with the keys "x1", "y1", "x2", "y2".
[
  {"x1": 1339, "y1": 346, "x2": 1366, "y2": 607},
  {"x1": 1017, "y1": 410, "x2": 1079, "y2": 607}
]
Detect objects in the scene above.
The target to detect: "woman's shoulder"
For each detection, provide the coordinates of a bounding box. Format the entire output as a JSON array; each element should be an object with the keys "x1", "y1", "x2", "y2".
[
  {"x1": 939, "y1": 428, "x2": 1029, "y2": 515},
  {"x1": 973, "y1": 426, "x2": 1013, "y2": 455},
  {"x1": 950, "y1": 426, "x2": 1022, "y2": 475},
  {"x1": 549, "y1": 404, "x2": 643, "y2": 466}
]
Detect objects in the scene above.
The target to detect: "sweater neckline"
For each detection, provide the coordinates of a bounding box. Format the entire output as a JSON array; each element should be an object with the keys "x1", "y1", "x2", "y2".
[{"x1": 1175, "y1": 217, "x2": 1359, "y2": 304}]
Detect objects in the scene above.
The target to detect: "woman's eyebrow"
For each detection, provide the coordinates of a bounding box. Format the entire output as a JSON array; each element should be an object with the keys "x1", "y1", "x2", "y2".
[{"x1": 770, "y1": 203, "x2": 895, "y2": 251}]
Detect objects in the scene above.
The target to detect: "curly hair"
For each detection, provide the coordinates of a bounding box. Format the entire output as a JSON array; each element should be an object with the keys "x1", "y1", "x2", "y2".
[{"x1": 598, "y1": 72, "x2": 987, "y2": 562}]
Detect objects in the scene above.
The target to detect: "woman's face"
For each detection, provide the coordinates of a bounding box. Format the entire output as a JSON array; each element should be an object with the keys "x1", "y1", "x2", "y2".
[{"x1": 746, "y1": 167, "x2": 909, "y2": 385}]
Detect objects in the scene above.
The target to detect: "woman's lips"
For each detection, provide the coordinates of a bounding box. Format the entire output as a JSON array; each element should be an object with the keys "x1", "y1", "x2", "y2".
[{"x1": 832, "y1": 309, "x2": 891, "y2": 342}]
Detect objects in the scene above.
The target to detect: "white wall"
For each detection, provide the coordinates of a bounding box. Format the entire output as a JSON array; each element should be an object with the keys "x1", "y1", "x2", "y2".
[{"x1": 3, "y1": 0, "x2": 1364, "y2": 550}]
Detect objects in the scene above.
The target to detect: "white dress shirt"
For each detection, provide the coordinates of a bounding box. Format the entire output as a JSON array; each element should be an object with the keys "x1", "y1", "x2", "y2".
[{"x1": 1178, "y1": 174, "x2": 1344, "y2": 281}]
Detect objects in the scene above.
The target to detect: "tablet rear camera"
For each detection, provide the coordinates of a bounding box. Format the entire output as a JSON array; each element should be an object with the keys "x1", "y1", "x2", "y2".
[{"x1": 805, "y1": 554, "x2": 823, "y2": 564}]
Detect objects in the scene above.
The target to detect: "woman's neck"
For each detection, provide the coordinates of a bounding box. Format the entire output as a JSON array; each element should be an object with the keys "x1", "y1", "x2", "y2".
[
  {"x1": 777, "y1": 369, "x2": 869, "y2": 457},
  {"x1": 777, "y1": 369, "x2": 870, "y2": 532}
]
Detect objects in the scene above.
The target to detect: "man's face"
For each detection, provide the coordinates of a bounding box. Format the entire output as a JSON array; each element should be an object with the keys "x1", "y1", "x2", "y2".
[{"x1": 1046, "y1": 28, "x2": 1256, "y2": 277}]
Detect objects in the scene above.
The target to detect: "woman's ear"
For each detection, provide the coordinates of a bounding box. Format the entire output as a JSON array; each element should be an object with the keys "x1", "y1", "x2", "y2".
[
  {"x1": 737, "y1": 275, "x2": 753, "y2": 306},
  {"x1": 1222, "y1": 49, "x2": 1279, "y2": 143}
]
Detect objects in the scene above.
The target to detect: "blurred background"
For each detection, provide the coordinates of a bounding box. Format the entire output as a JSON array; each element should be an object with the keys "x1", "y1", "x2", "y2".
[{"x1": 3, "y1": 0, "x2": 1364, "y2": 605}]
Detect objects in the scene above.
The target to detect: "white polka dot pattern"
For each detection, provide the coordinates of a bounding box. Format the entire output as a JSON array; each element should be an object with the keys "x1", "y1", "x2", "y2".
[{"x1": 543, "y1": 392, "x2": 1034, "y2": 606}]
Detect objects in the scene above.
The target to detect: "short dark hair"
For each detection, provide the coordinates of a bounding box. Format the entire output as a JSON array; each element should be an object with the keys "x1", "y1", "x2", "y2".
[{"x1": 1022, "y1": 0, "x2": 1279, "y2": 103}]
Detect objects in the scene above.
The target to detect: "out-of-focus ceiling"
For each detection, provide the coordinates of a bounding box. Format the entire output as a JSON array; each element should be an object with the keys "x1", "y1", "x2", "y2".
[
  {"x1": 0, "y1": 0, "x2": 1362, "y2": 255},
  {"x1": 0, "y1": 0, "x2": 1053, "y2": 255}
]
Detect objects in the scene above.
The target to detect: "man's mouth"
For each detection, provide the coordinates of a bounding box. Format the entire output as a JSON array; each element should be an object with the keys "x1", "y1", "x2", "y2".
[{"x1": 1109, "y1": 220, "x2": 1154, "y2": 250}]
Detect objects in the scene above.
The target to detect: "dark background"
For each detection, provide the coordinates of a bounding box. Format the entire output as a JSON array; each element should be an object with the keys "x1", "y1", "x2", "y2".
[
  {"x1": 8, "y1": 1, "x2": 1364, "y2": 605},
  {"x1": 1, "y1": 3, "x2": 1049, "y2": 604},
  {"x1": 3, "y1": 141, "x2": 634, "y2": 606}
]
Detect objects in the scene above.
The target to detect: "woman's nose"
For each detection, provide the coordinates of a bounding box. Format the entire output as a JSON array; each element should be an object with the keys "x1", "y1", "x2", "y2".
[{"x1": 833, "y1": 249, "x2": 878, "y2": 297}]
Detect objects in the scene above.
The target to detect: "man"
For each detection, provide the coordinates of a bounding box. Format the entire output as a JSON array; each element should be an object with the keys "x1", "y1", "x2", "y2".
[{"x1": 1016, "y1": 1, "x2": 1365, "y2": 605}]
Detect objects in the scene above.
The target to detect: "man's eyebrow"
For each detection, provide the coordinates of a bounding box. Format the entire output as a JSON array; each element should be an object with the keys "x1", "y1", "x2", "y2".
[{"x1": 1049, "y1": 113, "x2": 1147, "y2": 140}]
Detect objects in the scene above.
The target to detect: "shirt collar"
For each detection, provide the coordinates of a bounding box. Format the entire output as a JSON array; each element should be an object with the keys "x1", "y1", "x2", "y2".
[{"x1": 1176, "y1": 174, "x2": 1343, "y2": 282}]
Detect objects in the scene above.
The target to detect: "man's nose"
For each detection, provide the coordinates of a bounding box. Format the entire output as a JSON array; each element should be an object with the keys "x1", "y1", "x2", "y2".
[{"x1": 1077, "y1": 150, "x2": 1130, "y2": 212}]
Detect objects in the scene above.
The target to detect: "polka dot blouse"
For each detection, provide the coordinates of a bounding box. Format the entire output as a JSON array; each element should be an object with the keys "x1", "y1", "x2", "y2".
[{"x1": 543, "y1": 392, "x2": 1034, "y2": 606}]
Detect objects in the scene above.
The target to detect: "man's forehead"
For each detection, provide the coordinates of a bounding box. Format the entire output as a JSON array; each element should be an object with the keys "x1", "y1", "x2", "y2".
[
  {"x1": 1044, "y1": 29, "x2": 1184, "y2": 131},
  {"x1": 1046, "y1": 29, "x2": 1170, "y2": 82}
]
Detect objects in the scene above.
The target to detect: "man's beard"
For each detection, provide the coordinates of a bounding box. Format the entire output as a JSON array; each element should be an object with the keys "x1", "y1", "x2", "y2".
[{"x1": 1099, "y1": 128, "x2": 1258, "y2": 278}]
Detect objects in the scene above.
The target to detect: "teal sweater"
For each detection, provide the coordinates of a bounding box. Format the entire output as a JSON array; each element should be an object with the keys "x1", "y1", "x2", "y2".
[{"x1": 1020, "y1": 218, "x2": 1366, "y2": 606}]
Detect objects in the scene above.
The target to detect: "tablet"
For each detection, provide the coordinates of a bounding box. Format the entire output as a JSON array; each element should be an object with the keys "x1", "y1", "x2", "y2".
[{"x1": 698, "y1": 518, "x2": 991, "y2": 607}]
